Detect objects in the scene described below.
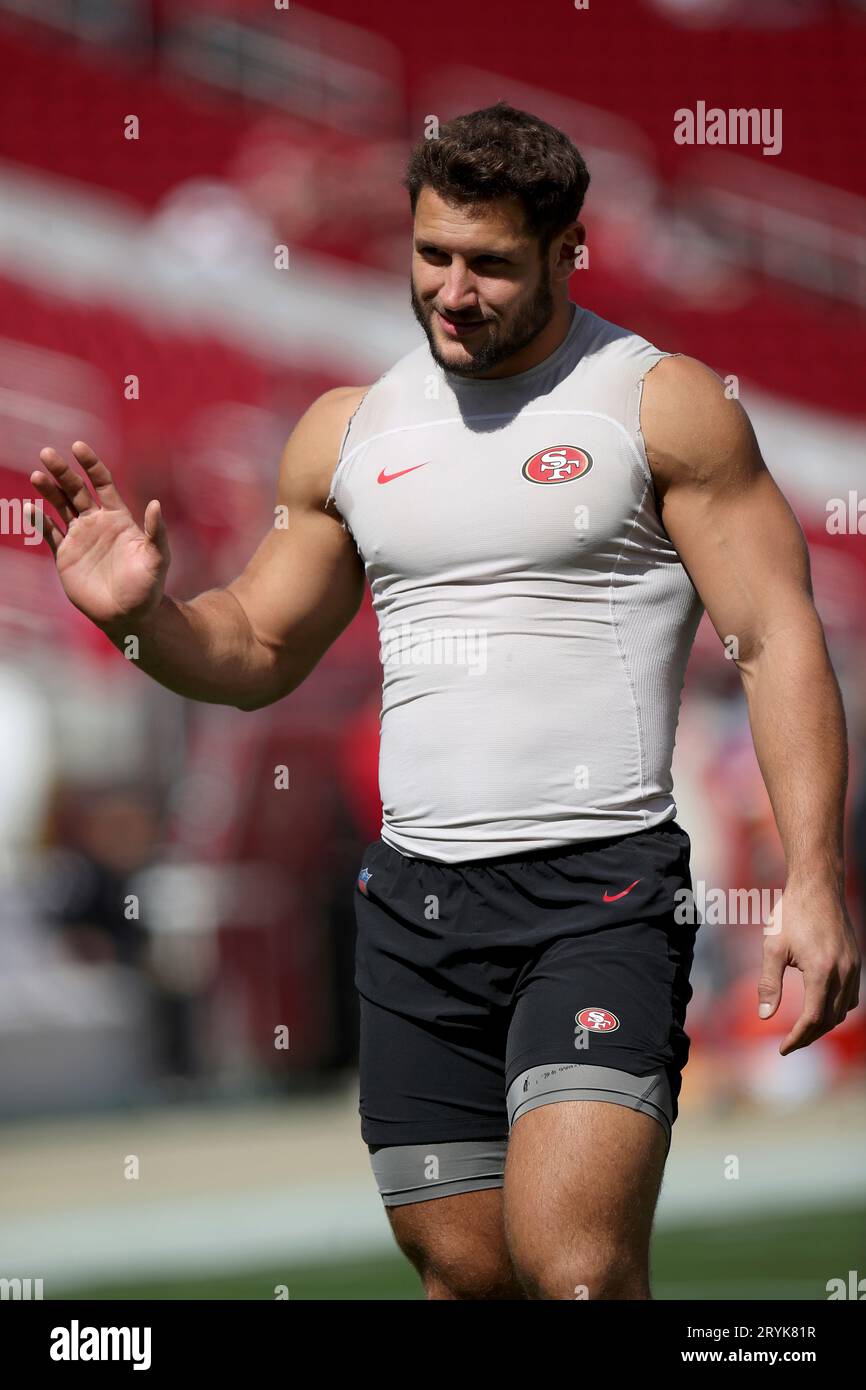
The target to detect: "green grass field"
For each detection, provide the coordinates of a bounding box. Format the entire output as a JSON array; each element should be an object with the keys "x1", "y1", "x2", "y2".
[{"x1": 57, "y1": 1202, "x2": 866, "y2": 1300}]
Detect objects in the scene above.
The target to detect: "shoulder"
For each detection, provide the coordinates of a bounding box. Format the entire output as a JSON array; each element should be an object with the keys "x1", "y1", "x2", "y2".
[
  {"x1": 277, "y1": 386, "x2": 370, "y2": 510},
  {"x1": 301, "y1": 385, "x2": 370, "y2": 435},
  {"x1": 640, "y1": 353, "x2": 762, "y2": 491}
]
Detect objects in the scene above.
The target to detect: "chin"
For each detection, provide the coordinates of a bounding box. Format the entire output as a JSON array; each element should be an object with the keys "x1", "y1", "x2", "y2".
[
  {"x1": 438, "y1": 347, "x2": 481, "y2": 374},
  {"x1": 439, "y1": 338, "x2": 473, "y2": 357}
]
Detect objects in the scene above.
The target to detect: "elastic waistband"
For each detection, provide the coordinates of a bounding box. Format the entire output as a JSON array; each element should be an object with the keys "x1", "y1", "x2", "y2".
[{"x1": 377, "y1": 820, "x2": 687, "y2": 872}]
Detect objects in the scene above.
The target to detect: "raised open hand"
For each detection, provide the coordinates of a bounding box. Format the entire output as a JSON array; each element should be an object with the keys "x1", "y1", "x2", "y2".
[{"x1": 27, "y1": 441, "x2": 170, "y2": 628}]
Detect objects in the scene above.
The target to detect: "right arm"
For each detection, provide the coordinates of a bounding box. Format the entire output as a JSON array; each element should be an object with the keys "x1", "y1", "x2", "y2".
[{"x1": 29, "y1": 388, "x2": 368, "y2": 710}]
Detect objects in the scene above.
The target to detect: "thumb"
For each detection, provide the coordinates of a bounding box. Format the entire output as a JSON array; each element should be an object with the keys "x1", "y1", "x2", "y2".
[
  {"x1": 758, "y1": 942, "x2": 785, "y2": 1019},
  {"x1": 143, "y1": 499, "x2": 169, "y2": 562}
]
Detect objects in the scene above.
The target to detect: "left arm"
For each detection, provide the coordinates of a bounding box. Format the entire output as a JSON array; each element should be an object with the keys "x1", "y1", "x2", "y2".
[{"x1": 641, "y1": 354, "x2": 860, "y2": 1055}]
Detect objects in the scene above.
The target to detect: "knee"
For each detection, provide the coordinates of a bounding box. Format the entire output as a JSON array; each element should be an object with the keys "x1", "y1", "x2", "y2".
[
  {"x1": 421, "y1": 1244, "x2": 526, "y2": 1300},
  {"x1": 385, "y1": 1186, "x2": 526, "y2": 1299},
  {"x1": 512, "y1": 1245, "x2": 649, "y2": 1301},
  {"x1": 394, "y1": 1223, "x2": 524, "y2": 1299}
]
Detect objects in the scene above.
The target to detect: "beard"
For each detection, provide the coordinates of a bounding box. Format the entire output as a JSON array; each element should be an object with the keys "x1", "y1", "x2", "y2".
[{"x1": 410, "y1": 268, "x2": 555, "y2": 379}]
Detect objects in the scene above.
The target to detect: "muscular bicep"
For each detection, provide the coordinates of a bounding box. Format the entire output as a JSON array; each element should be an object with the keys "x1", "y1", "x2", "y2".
[
  {"x1": 226, "y1": 389, "x2": 367, "y2": 696},
  {"x1": 642, "y1": 357, "x2": 818, "y2": 667}
]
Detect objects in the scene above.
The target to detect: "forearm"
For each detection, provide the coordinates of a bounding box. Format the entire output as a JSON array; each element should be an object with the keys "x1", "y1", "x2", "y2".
[
  {"x1": 100, "y1": 589, "x2": 281, "y2": 710},
  {"x1": 738, "y1": 616, "x2": 848, "y2": 890}
]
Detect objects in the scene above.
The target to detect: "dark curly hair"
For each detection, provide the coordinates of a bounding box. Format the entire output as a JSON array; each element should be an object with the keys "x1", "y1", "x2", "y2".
[{"x1": 403, "y1": 101, "x2": 590, "y2": 256}]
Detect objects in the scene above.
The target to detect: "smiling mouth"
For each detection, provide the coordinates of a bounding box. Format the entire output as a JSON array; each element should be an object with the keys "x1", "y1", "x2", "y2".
[{"x1": 436, "y1": 310, "x2": 487, "y2": 336}]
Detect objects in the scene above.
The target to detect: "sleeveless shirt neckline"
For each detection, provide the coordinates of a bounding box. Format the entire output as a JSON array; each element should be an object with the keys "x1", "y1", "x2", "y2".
[{"x1": 441, "y1": 301, "x2": 584, "y2": 392}]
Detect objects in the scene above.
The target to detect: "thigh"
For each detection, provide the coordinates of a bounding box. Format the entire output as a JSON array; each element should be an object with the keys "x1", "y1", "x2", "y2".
[
  {"x1": 503, "y1": 1096, "x2": 667, "y2": 1299},
  {"x1": 359, "y1": 993, "x2": 509, "y2": 1196},
  {"x1": 358, "y1": 997, "x2": 519, "y2": 1297},
  {"x1": 501, "y1": 915, "x2": 698, "y2": 1297}
]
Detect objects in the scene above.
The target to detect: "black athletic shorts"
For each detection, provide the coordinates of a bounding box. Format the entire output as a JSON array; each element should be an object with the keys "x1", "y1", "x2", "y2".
[{"x1": 353, "y1": 820, "x2": 700, "y2": 1205}]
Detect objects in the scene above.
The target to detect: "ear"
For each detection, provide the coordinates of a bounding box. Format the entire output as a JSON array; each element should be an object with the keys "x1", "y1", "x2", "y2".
[{"x1": 552, "y1": 220, "x2": 585, "y2": 279}]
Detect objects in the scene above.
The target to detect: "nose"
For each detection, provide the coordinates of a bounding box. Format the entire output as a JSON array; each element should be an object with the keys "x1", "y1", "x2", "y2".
[{"x1": 437, "y1": 263, "x2": 478, "y2": 314}]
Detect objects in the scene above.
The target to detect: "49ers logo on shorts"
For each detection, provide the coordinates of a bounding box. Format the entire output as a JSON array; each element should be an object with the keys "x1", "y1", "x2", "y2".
[
  {"x1": 522, "y1": 444, "x2": 593, "y2": 484},
  {"x1": 575, "y1": 1007, "x2": 620, "y2": 1033}
]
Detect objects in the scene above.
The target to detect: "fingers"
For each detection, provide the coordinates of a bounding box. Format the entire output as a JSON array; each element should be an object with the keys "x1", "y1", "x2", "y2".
[
  {"x1": 36, "y1": 445, "x2": 99, "y2": 516},
  {"x1": 837, "y1": 959, "x2": 861, "y2": 1019},
  {"x1": 143, "y1": 499, "x2": 169, "y2": 562},
  {"x1": 757, "y1": 941, "x2": 785, "y2": 1020},
  {"x1": 42, "y1": 512, "x2": 65, "y2": 558},
  {"x1": 69, "y1": 440, "x2": 126, "y2": 511},
  {"x1": 23, "y1": 500, "x2": 64, "y2": 558},
  {"x1": 779, "y1": 970, "x2": 832, "y2": 1056},
  {"x1": 776, "y1": 949, "x2": 862, "y2": 1056},
  {"x1": 829, "y1": 964, "x2": 853, "y2": 1025},
  {"x1": 847, "y1": 964, "x2": 861, "y2": 1013},
  {"x1": 30, "y1": 469, "x2": 77, "y2": 527}
]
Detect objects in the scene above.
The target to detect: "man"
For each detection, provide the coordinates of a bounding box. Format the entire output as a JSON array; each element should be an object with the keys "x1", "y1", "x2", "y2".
[{"x1": 29, "y1": 103, "x2": 860, "y2": 1300}]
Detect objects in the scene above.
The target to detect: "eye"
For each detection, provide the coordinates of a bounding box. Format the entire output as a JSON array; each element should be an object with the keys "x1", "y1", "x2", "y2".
[{"x1": 416, "y1": 248, "x2": 508, "y2": 268}]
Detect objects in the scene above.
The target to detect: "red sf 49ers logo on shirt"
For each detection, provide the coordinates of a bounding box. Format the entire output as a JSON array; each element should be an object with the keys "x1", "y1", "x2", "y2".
[
  {"x1": 575, "y1": 1007, "x2": 620, "y2": 1032},
  {"x1": 522, "y1": 445, "x2": 593, "y2": 484}
]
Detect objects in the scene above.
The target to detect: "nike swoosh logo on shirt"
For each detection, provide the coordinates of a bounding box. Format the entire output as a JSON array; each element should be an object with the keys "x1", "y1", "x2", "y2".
[
  {"x1": 377, "y1": 464, "x2": 429, "y2": 484},
  {"x1": 602, "y1": 880, "x2": 641, "y2": 902}
]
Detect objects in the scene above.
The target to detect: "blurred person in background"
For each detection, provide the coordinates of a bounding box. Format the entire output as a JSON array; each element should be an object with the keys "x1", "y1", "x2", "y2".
[
  {"x1": 42, "y1": 786, "x2": 206, "y2": 1084},
  {"x1": 46, "y1": 788, "x2": 156, "y2": 969}
]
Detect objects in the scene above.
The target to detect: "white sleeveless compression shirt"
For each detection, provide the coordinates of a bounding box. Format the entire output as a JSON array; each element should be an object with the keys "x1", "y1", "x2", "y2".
[{"x1": 327, "y1": 303, "x2": 704, "y2": 863}]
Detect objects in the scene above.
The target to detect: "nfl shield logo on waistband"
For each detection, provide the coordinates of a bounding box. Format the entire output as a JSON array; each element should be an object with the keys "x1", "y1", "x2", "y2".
[{"x1": 357, "y1": 866, "x2": 373, "y2": 894}]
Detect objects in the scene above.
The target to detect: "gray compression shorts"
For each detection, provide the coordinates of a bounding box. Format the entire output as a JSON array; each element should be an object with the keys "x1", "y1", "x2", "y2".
[{"x1": 369, "y1": 1064, "x2": 673, "y2": 1206}]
